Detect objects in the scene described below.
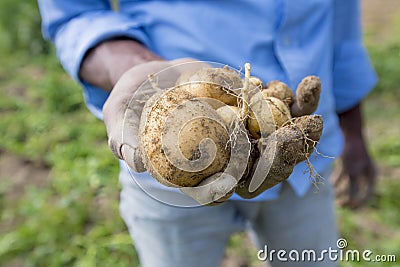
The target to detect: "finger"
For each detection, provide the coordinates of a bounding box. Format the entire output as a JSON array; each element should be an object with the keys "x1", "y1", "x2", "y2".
[
  {"x1": 103, "y1": 61, "x2": 173, "y2": 159},
  {"x1": 331, "y1": 163, "x2": 344, "y2": 187},
  {"x1": 121, "y1": 144, "x2": 146, "y2": 173},
  {"x1": 345, "y1": 173, "x2": 361, "y2": 209},
  {"x1": 105, "y1": 60, "x2": 198, "y2": 165},
  {"x1": 337, "y1": 195, "x2": 350, "y2": 209},
  {"x1": 331, "y1": 166, "x2": 349, "y2": 198},
  {"x1": 180, "y1": 173, "x2": 237, "y2": 205},
  {"x1": 237, "y1": 115, "x2": 323, "y2": 199},
  {"x1": 360, "y1": 164, "x2": 377, "y2": 203},
  {"x1": 121, "y1": 60, "x2": 221, "y2": 175},
  {"x1": 365, "y1": 163, "x2": 378, "y2": 197},
  {"x1": 347, "y1": 169, "x2": 377, "y2": 209},
  {"x1": 122, "y1": 60, "x2": 210, "y2": 147}
]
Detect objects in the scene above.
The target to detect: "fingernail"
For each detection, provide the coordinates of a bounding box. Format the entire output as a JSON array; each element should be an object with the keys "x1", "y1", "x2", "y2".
[{"x1": 121, "y1": 145, "x2": 145, "y2": 172}]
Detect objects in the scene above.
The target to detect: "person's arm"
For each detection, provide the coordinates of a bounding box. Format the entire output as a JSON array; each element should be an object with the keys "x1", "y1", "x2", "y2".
[
  {"x1": 38, "y1": 1, "x2": 237, "y2": 205},
  {"x1": 38, "y1": 0, "x2": 152, "y2": 84},
  {"x1": 38, "y1": 0, "x2": 177, "y2": 168},
  {"x1": 79, "y1": 39, "x2": 163, "y2": 91},
  {"x1": 335, "y1": 104, "x2": 376, "y2": 209},
  {"x1": 331, "y1": 0, "x2": 378, "y2": 209}
]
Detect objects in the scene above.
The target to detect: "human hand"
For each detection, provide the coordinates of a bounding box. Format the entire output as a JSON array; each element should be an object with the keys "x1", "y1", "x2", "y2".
[
  {"x1": 103, "y1": 59, "x2": 199, "y2": 172},
  {"x1": 104, "y1": 60, "x2": 243, "y2": 206},
  {"x1": 332, "y1": 104, "x2": 377, "y2": 209},
  {"x1": 236, "y1": 115, "x2": 323, "y2": 198},
  {"x1": 81, "y1": 41, "x2": 288, "y2": 205},
  {"x1": 180, "y1": 172, "x2": 238, "y2": 206},
  {"x1": 331, "y1": 135, "x2": 377, "y2": 209},
  {"x1": 235, "y1": 76, "x2": 324, "y2": 198}
]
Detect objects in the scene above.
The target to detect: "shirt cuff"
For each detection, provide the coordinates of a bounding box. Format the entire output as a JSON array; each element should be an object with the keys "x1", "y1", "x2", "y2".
[
  {"x1": 54, "y1": 10, "x2": 149, "y2": 81},
  {"x1": 81, "y1": 82, "x2": 108, "y2": 120},
  {"x1": 332, "y1": 41, "x2": 378, "y2": 113}
]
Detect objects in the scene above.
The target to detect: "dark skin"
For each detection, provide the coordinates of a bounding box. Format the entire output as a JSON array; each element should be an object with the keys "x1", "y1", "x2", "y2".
[
  {"x1": 79, "y1": 39, "x2": 376, "y2": 208},
  {"x1": 79, "y1": 39, "x2": 163, "y2": 91},
  {"x1": 334, "y1": 104, "x2": 377, "y2": 209}
]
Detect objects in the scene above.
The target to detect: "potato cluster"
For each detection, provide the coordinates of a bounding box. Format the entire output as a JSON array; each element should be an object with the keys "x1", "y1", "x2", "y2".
[{"x1": 138, "y1": 63, "x2": 323, "y2": 196}]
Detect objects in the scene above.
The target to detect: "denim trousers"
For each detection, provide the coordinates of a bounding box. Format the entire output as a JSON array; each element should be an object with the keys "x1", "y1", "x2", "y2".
[{"x1": 119, "y1": 170, "x2": 338, "y2": 267}]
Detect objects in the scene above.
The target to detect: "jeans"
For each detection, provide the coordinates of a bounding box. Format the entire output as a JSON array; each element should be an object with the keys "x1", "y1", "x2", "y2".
[{"x1": 119, "y1": 170, "x2": 338, "y2": 267}]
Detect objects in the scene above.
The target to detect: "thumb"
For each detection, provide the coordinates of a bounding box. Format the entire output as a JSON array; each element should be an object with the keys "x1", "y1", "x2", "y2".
[
  {"x1": 180, "y1": 173, "x2": 237, "y2": 205},
  {"x1": 121, "y1": 144, "x2": 145, "y2": 173}
]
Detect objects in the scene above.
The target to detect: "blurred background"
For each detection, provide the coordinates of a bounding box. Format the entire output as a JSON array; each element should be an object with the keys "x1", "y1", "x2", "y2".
[{"x1": 0, "y1": 1, "x2": 399, "y2": 266}]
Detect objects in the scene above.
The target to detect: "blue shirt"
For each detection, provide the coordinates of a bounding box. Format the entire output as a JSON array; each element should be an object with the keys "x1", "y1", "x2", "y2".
[{"x1": 38, "y1": 0, "x2": 377, "y2": 202}]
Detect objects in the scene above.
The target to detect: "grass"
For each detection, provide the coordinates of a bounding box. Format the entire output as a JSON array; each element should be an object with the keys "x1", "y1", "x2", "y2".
[
  {"x1": 0, "y1": 53, "x2": 138, "y2": 266},
  {"x1": 343, "y1": 13, "x2": 400, "y2": 265},
  {"x1": 0, "y1": 3, "x2": 400, "y2": 267}
]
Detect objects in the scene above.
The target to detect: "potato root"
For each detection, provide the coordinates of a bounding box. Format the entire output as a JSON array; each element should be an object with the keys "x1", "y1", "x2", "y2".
[{"x1": 216, "y1": 105, "x2": 241, "y2": 129}]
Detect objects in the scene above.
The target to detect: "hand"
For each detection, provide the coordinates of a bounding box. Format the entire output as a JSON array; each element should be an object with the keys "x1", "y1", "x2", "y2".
[
  {"x1": 180, "y1": 173, "x2": 238, "y2": 206},
  {"x1": 80, "y1": 40, "x2": 239, "y2": 205},
  {"x1": 79, "y1": 39, "x2": 163, "y2": 91},
  {"x1": 331, "y1": 135, "x2": 377, "y2": 209},
  {"x1": 103, "y1": 59, "x2": 198, "y2": 172},
  {"x1": 332, "y1": 103, "x2": 377, "y2": 209},
  {"x1": 104, "y1": 58, "x2": 240, "y2": 205},
  {"x1": 236, "y1": 115, "x2": 324, "y2": 198}
]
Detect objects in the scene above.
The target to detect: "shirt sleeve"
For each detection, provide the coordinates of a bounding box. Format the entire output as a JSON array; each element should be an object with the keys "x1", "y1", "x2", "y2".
[
  {"x1": 38, "y1": 0, "x2": 150, "y2": 118},
  {"x1": 38, "y1": 0, "x2": 149, "y2": 81},
  {"x1": 332, "y1": 0, "x2": 378, "y2": 113}
]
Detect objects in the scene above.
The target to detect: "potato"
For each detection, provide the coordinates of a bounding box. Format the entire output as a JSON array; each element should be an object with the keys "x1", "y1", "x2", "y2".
[
  {"x1": 291, "y1": 76, "x2": 322, "y2": 117},
  {"x1": 236, "y1": 115, "x2": 323, "y2": 199},
  {"x1": 137, "y1": 63, "x2": 324, "y2": 205},
  {"x1": 176, "y1": 66, "x2": 242, "y2": 106},
  {"x1": 247, "y1": 92, "x2": 291, "y2": 139},
  {"x1": 263, "y1": 80, "x2": 294, "y2": 106},
  {"x1": 139, "y1": 85, "x2": 231, "y2": 187},
  {"x1": 216, "y1": 105, "x2": 241, "y2": 129},
  {"x1": 249, "y1": 76, "x2": 263, "y2": 88}
]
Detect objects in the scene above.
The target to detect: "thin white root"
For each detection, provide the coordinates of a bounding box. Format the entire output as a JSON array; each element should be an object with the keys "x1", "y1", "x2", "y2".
[
  {"x1": 240, "y1": 63, "x2": 251, "y2": 122},
  {"x1": 148, "y1": 73, "x2": 163, "y2": 92}
]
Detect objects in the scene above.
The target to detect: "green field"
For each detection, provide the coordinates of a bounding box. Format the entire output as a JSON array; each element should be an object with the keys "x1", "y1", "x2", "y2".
[{"x1": 0, "y1": 2, "x2": 399, "y2": 267}]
